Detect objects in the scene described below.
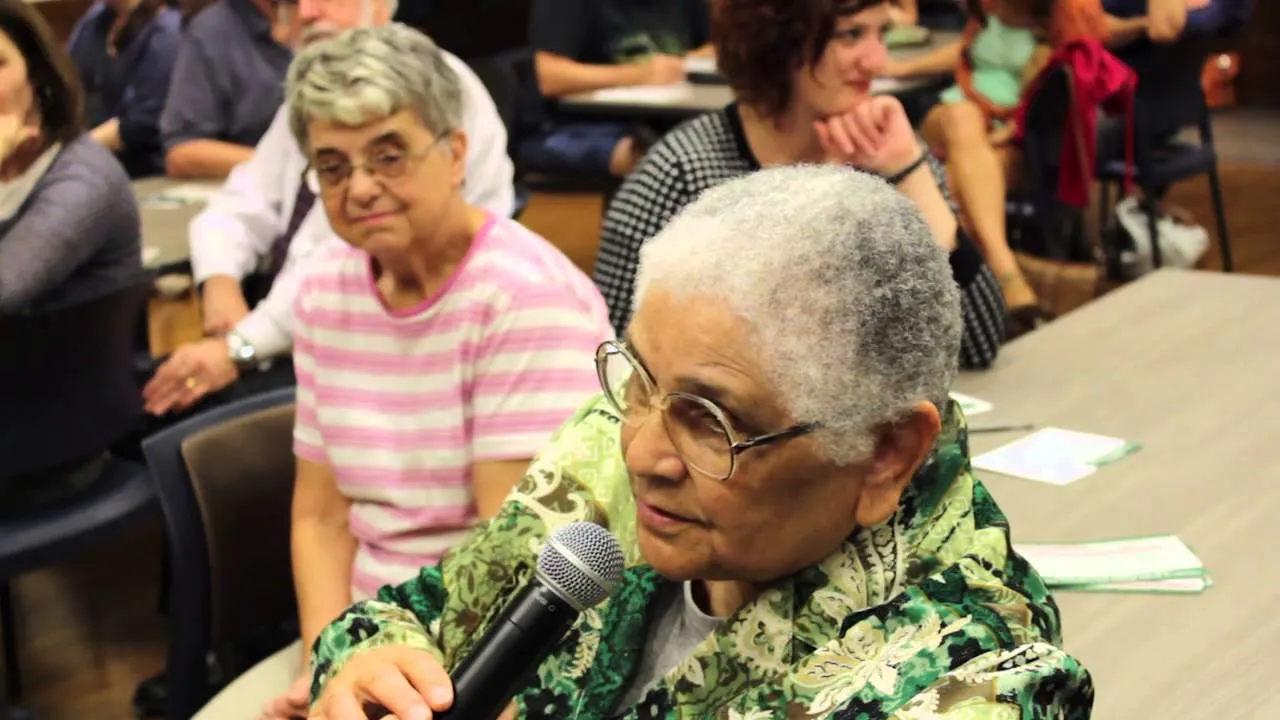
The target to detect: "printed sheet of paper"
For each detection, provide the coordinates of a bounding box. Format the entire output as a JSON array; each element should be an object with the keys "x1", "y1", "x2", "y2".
[
  {"x1": 949, "y1": 392, "x2": 993, "y2": 416},
  {"x1": 143, "y1": 183, "x2": 220, "y2": 207},
  {"x1": 972, "y1": 427, "x2": 1140, "y2": 485},
  {"x1": 1058, "y1": 576, "x2": 1211, "y2": 595},
  {"x1": 683, "y1": 56, "x2": 717, "y2": 75},
  {"x1": 1015, "y1": 535, "x2": 1205, "y2": 587}
]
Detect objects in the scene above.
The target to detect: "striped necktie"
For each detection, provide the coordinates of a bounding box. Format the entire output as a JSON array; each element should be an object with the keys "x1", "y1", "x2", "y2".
[{"x1": 265, "y1": 183, "x2": 317, "y2": 278}]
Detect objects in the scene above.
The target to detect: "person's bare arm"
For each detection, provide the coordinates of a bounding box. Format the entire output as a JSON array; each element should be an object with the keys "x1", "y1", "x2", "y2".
[
  {"x1": 165, "y1": 139, "x2": 254, "y2": 179},
  {"x1": 686, "y1": 43, "x2": 716, "y2": 59},
  {"x1": 1147, "y1": 0, "x2": 1188, "y2": 42},
  {"x1": 90, "y1": 118, "x2": 122, "y2": 153},
  {"x1": 889, "y1": 0, "x2": 920, "y2": 26},
  {"x1": 534, "y1": 51, "x2": 668, "y2": 97},
  {"x1": 292, "y1": 458, "x2": 358, "y2": 656},
  {"x1": 471, "y1": 459, "x2": 531, "y2": 520},
  {"x1": 1021, "y1": 44, "x2": 1053, "y2": 86},
  {"x1": 1104, "y1": 13, "x2": 1149, "y2": 47},
  {"x1": 885, "y1": 39, "x2": 964, "y2": 78}
]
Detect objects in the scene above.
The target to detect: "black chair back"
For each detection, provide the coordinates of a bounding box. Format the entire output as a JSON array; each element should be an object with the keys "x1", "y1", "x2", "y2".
[
  {"x1": 1013, "y1": 65, "x2": 1090, "y2": 261},
  {"x1": 0, "y1": 283, "x2": 149, "y2": 478},
  {"x1": 141, "y1": 386, "x2": 296, "y2": 720},
  {"x1": 1126, "y1": 34, "x2": 1214, "y2": 140}
]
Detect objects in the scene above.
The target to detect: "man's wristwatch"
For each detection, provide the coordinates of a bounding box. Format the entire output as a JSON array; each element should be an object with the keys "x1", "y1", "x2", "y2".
[{"x1": 225, "y1": 330, "x2": 258, "y2": 370}]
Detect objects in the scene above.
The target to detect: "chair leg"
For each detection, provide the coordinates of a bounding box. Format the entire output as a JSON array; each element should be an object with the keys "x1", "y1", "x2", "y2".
[
  {"x1": 1098, "y1": 181, "x2": 1112, "y2": 239},
  {"x1": 1144, "y1": 192, "x2": 1163, "y2": 270},
  {"x1": 1206, "y1": 165, "x2": 1234, "y2": 273},
  {"x1": 0, "y1": 582, "x2": 21, "y2": 702}
]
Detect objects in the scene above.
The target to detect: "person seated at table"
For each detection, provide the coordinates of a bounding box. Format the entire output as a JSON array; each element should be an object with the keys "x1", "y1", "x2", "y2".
[
  {"x1": 883, "y1": 0, "x2": 1102, "y2": 324},
  {"x1": 1104, "y1": 0, "x2": 1250, "y2": 45},
  {"x1": 305, "y1": 164, "x2": 1094, "y2": 720},
  {"x1": 522, "y1": 0, "x2": 714, "y2": 177},
  {"x1": 66, "y1": 0, "x2": 182, "y2": 178},
  {"x1": 595, "y1": 0, "x2": 1007, "y2": 369},
  {"x1": 0, "y1": 0, "x2": 140, "y2": 318},
  {"x1": 190, "y1": 24, "x2": 611, "y2": 720},
  {"x1": 0, "y1": 0, "x2": 141, "y2": 510},
  {"x1": 159, "y1": 0, "x2": 293, "y2": 178},
  {"x1": 140, "y1": 0, "x2": 514, "y2": 418}
]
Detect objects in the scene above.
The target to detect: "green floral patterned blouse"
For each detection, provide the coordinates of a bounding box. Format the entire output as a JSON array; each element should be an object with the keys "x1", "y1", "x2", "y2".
[{"x1": 310, "y1": 396, "x2": 1094, "y2": 719}]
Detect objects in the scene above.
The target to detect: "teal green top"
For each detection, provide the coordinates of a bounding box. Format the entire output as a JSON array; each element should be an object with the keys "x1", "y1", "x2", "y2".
[
  {"x1": 940, "y1": 16, "x2": 1040, "y2": 109},
  {"x1": 310, "y1": 395, "x2": 1094, "y2": 718}
]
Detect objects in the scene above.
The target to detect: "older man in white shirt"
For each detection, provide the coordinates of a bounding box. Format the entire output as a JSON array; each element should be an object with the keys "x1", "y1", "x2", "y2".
[{"x1": 141, "y1": 0, "x2": 514, "y2": 416}]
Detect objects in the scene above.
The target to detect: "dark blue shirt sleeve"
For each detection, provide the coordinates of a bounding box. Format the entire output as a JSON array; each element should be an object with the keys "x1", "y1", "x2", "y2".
[
  {"x1": 119, "y1": 22, "x2": 181, "y2": 153},
  {"x1": 686, "y1": 0, "x2": 710, "y2": 48},
  {"x1": 159, "y1": 34, "x2": 227, "y2": 150}
]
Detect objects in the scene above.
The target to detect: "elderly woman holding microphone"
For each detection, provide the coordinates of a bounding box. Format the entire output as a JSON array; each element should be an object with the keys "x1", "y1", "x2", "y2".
[
  {"x1": 302, "y1": 163, "x2": 1094, "y2": 719},
  {"x1": 193, "y1": 23, "x2": 611, "y2": 720}
]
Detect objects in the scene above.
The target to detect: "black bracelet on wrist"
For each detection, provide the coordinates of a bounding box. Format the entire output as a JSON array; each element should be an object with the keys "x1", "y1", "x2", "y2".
[{"x1": 884, "y1": 153, "x2": 929, "y2": 185}]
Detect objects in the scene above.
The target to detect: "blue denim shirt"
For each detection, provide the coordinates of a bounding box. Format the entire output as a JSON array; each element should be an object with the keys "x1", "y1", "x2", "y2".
[
  {"x1": 159, "y1": 0, "x2": 292, "y2": 153},
  {"x1": 67, "y1": 3, "x2": 182, "y2": 178}
]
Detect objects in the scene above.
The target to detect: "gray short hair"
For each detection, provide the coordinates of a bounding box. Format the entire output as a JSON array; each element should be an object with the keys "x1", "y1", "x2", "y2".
[
  {"x1": 634, "y1": 165, "x2": 962, "y2": 464},
  {"x1": 286, "y1": 24, "x2": 461, "y2": 152}
]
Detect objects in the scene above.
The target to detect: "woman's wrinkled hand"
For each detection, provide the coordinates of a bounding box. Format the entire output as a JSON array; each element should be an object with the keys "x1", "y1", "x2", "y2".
[{"x1": 308, "y1": 646, "x2": 453, "y2": 720}]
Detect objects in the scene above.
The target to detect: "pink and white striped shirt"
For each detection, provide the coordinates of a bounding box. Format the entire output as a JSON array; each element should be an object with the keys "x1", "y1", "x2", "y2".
[{"x1": 292, "y1": 215, "x2": 612, "y2": 600}]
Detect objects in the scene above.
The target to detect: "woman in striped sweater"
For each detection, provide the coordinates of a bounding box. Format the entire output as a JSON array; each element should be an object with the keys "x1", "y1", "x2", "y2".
[
  {"x1": 198, "y1": 25, "x2": 612, "y2": 720},
  {"x1": 594, "y1": 0, "x2": 1008, "y2": 370}
]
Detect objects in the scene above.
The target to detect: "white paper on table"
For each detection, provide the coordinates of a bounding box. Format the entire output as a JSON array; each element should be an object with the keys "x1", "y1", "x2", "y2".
[
  {"x1": 587, "y1": 84, "x2": 695, "y2": 103},
  {"x1": 949, "y1": 392, "x2": 992, "y2": 416},
  {"x1": 144, "y1": 183, "x2": 219, "y2": 207},
  {"x1": 1062, "y1": 575, "x2": 1211, "y2": 594},
  {"x1": 972, "y1": 427, "x2": 1140, "y2": 486},
  {"x1": 142, "y1": 246, "x2": 161, "y2": 265},
  {"x1": 1015, "y1": 535, "x2": 1205, "y2": 586},
  {"x1": 870, "y1": 77, "x2": 916, "y2": 95},
  {"x1": 683, "y1": 56, "x2": 718, "y2": 75}
]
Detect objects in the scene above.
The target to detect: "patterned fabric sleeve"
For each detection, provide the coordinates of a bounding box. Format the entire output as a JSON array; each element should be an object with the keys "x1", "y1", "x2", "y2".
[
  {"x1": 874, "y1": 643, "x2": 1095, "y2": 719},
  {"x1": 593, "y1": 143, "x2": 695, "y2": 335},
  {"x1": 309, "y1": 396, "x2": 631, "y2": 705}
]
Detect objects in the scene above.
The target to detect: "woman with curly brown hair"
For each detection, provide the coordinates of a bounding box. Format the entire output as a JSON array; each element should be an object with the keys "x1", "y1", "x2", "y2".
[{"x1": 593, "y1": 0, "x2": 1008, "y2": 370}]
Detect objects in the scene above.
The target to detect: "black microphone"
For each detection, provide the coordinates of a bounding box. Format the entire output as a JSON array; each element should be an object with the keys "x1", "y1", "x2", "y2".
[{"x1": 365, "y1": 521, "x2": 625, "y2": 720}]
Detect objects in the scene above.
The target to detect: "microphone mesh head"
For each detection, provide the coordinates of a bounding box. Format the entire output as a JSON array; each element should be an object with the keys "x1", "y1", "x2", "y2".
[{"x1": 536, "y1": 522, "x2": 625, "y2": 610}]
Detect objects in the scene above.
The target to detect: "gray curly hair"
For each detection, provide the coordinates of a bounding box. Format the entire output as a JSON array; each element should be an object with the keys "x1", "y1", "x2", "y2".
[
  {"x1": 634, "y1": 165, "x2": 962, "y2": 465},
  {"x1": 285, "y1": 23, "x2": 461, "y2": 153}
]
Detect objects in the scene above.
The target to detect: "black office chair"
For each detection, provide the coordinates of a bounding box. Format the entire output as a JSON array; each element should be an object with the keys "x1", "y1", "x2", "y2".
[
  {"x1": 141, "y1": 387, "x2": 297, "y2": 720},
  {"x1": 0, "y1": 282, "x2": 155, "y2": 704},
  {"x1": 1007, "y1": 65, "x2": 1096, "y2": 265},
  {"x1": 1096, "y1": 34, "x2": 1233, "y2": 272}
]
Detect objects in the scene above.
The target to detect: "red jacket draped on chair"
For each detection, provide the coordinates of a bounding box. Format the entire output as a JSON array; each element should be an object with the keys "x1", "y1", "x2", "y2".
[{"x1": 1015, "y1": 37, "x2": 1137, "y2": 207}]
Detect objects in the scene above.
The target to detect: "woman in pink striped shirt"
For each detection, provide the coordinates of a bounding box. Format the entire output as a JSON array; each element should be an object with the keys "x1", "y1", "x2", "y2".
[{"x1": 197, "y1": 24, "x2": 613, "y2": 720}]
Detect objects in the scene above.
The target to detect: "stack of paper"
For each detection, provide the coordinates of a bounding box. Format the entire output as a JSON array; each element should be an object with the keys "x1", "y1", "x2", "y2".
[
  {"x1": 142, "y1": 183, "x2": 220, "y2": 208},
  {"x1": 1015, "y1": 535, "x2": 1211, "y2": 594},
  {"x1": 973, "y1": 427, "x2": 1140, "y2": 486}
]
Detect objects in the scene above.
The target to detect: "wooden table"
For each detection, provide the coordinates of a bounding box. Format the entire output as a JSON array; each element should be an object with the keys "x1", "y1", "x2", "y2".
[
  {"x1": 953, "y1": 269, "x2": 1280, "y2": 719},
  {"x1": 560, "y1": 32, "x2": 958, "y2": 119},
  {"x1": 132, "y1": 177, "x2": 220, "y2": 271}
]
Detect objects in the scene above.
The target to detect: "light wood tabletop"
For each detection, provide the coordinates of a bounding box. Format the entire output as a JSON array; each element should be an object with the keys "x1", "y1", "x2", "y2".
[
  {"x1": 132, "y1": 177, "x2": 220, "y2": 269},
  {"x1": 953, "y1": 269, "x2": 1280, "y2": 719}
]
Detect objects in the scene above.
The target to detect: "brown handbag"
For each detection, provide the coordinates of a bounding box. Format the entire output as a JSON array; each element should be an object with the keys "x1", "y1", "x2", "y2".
[{"x1": 1202, "y1": 52, "x2": 1241, "y2": 110}]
